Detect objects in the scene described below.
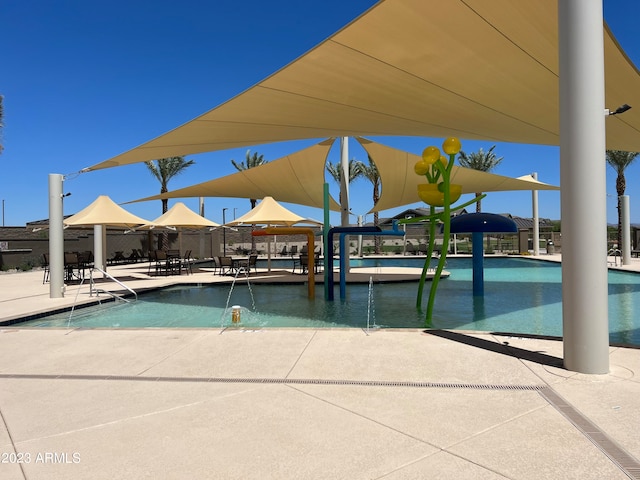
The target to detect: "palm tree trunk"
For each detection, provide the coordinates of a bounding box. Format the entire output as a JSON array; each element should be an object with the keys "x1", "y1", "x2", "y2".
[
  {"x1": 475, "y1": 192, "x2": 482, "y2": 213},
  {"x1": 160, "y1": 196, "x2": 169, "y2": 250},
  {"x1": 373, "y1": 211, "x2": 381, "y2": 254},
  {"x1": 250, "y1": 198, "x2": 257, "y2": 252},
  {"x1": 616, "y1": 174, "x2": 626, "y2": 248}
]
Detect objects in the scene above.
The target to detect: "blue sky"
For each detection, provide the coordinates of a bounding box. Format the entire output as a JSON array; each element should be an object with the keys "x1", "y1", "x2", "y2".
[{"x1": 2, "y1": 0, "x2": 640, "y2": 227}]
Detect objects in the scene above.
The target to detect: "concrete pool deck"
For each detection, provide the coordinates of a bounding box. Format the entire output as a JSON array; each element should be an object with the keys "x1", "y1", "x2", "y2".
[{"x1": 1, "y1": 254, "x2": 640, "y2": 479}]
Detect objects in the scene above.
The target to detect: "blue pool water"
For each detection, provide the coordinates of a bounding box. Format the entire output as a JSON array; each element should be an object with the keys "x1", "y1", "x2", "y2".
[{"x1": 19, "y1": 257, "x2": 640, "y2": 345}]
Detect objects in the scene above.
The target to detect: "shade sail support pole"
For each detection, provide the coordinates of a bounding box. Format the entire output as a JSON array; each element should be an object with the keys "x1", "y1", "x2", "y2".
[
  {"x1": 340, "y1": 137, "x2": 349, "y2": 227},
  {"x1": 48, "y1": 174, "x2": 65, "y2": 298},
  {"x1": 559, "y1": 0, "x2": 609, "y2": 374},
  {"x1": 93, "y1": 225, "x2": 105, "y2": 275},
  {"x1": 532, "y1": 172, "x2": 540, "y2": 256},
  {"x1": 621, "y1": 195, "x2": 631, "y2": 265}
]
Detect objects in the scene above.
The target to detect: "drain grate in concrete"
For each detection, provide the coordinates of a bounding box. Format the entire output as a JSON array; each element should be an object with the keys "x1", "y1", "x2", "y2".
[
  {"x1": 539, "y1": 387, "x2": 640, "y2": 480},
  {"x1": 0, "y1": 373, "x2": 544, "y2": 391}
]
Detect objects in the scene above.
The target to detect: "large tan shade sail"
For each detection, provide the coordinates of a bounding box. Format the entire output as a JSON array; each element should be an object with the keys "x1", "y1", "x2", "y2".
[
  {"x1": 87, "y1": 0, "x2": 640, "y2": 171},
  {"x1": 129, "y1": 138, "x2": 340, "y2": 211},
  {"x1": 357, "y1": 138, "x2": 559, "y2": 213},
  {"x1": 64, "y1": 195, "x2": 151, "y2": 228},
  {"x1": 227, "y1": 197, "x2": 322, "y2": 227}
]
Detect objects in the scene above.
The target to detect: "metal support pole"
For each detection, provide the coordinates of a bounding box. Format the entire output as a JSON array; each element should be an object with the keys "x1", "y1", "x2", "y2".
[
  {"x1": 532, "y1": 172, "x2": 540, "y2": 256},
  {"x1": 93, "y1": 225, "x2": 106, "y2": 274},
  {"x1": 199, "y1": 197, "x2": 205, "y2": 259},
  {"x1": 340, "y1": 137, "x2": 349, "y2": 227},
  {"x1": 621, "y1": 195, "x2": 631, "y2": 265},
  {"x1": 340, "y1": 137, "x2": 350, "y2": 271},
  {"x1": 222, "y1": 208, "x2": 227, "y2": 256},
  {"x1": 472, "y1": 232, "x2": 484, "y2": 296},
  {"x1": 559, "y1": 0, "x2": 609, "y2": 373},
  {"x1": 48, "y1": 174, "x2": 65, "y2": 298}
]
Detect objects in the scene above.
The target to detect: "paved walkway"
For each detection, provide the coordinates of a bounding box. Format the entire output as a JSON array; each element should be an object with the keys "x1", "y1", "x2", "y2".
[{"x1": 0, "y1": 255, "x2": 639, "y2": 479}]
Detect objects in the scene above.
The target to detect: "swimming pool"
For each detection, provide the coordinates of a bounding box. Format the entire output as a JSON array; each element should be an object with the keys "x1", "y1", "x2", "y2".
[{"x1": 18, "y1": 257, "x2": 640, "y2": 345}]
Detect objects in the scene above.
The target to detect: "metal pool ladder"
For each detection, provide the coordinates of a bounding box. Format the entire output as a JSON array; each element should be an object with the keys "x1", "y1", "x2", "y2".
[
  {"x1": 89, "y1": 267, "x2": 137, "y2": 303},
  {"x1": 607, "y1": 248, "x2": 622, "y2": 267}
]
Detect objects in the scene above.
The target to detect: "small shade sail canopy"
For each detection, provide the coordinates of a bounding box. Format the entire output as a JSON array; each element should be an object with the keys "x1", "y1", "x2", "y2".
[
  {"x1": 226, "y1": 196, "x2": 322, "y2": 227},
  {"x1": 64, "y1": 195, "x2": 151, "y2": 228},
  {"x1": 357, "y1": 138, "x2": 559, "y2": 212},
  {"x1": 143, "y1": 202, "x2": 220, "y2": 229},
  {"x1": 128, "y1": 139, "x2": 341, "y2": 211},
  {"x1": 86, "y1": 0, "x2": 640, "y2": 172},
  {"x1": 450, "y1": 213, "x2": 518, "y2": 234}
]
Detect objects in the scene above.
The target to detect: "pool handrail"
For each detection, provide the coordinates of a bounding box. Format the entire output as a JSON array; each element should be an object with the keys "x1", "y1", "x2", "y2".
[{"x1": 89, "y1": 267, "x2": 138, "y2": 302}]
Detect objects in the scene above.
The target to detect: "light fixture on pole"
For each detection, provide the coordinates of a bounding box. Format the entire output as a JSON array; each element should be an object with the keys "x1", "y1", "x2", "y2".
[
  {"x1": 605, "y1": 103, "x2": 631, "y2": 116},
  {"x1": 222, "y1": 208, "x2": 228, "y2": 256}
]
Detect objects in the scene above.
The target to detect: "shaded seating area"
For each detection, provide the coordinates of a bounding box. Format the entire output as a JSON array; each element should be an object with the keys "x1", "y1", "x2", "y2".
[
  {"x1": 236, "y1": 254, "x2": 258, "y2": 275},
  {"x1": 293, "y1": 254, "x2": 322, "y2": 274},
  {"x1": 63, "y1": 251, "x2": 94, "y2": 282},
  {"x1": 152, "y1": 250, "x2": 181, "y2": 276},
  {"x1": 217, "y1": 256, "x2": 235, "y2": 275}
]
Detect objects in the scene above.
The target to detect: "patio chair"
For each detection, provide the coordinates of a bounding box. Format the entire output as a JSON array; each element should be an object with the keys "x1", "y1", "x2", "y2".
[
  {"x1": 181, "y1": 250, "x2": 194, "y2": 275},
  {"x1": 406, "y1": 243, "x2": 417, "y2": 255},
  {"x1": 64, "y1": 252, "x2": 81, "y2": 282},
  {"x1": 237, "y1": 254, "x2": 258, "y2": 275},
  {"x1": 211, "y1": 256, "x2": 222, "y2": 275},
  {"x1": 289, "y1": 245, "x2": 298, "y2": 257},
  {"x1": 146, "y1": 250, "x2": 157, "y2": 275},
  {"x1": 219, "y1": 256, "x2": 235, "y2": 275},
  {"x1": 154, "y1": 250, "x2": 179, "y2": 276},
  {"x1": 42, "y1": 253, "x2": 50, "y2": 284},
  {"x1": 294, "y1": 254, "x2": 320, "y2": 274},
  {"x1": 279, "y1": 245, "x2": 288, "y2": 256}
]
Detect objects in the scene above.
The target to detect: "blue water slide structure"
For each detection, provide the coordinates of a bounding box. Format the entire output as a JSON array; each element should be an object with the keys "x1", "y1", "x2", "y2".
[{"x1": 326, "y1": 221, "x2": 405, "y2": 300}]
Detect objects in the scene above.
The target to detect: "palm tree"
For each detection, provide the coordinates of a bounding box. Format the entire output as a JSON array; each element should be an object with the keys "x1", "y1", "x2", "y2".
[
  {"x1": 231, "y1": 150, "x2": 269, "y2": 210},
  {"x1": 144, "y1": 156, "x2": 195, "y2": 249},
  {"x1": 231, "y1": 150, "x2": 268, "y2": 252},
  {"x1": 457, "y1": 145, "x2": 503, "y2": 212},
  {"x1": 606, "y1": 149, "x2": 640, "y2": 248},
  {"x1": 355, "y1": 155, "x2": 382, "y2": 253},
  {"x1": 325, "y1": 159, "x2": 361, "y2": 202}
]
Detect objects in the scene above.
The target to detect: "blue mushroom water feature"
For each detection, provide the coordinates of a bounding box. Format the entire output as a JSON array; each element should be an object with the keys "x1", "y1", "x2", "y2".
[{"x1": 450, "y1": 213, "x2": 517, "y2": 296}]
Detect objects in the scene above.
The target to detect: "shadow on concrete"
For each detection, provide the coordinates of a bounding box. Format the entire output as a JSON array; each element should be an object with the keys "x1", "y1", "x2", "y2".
[{"x1": 426, "y1": 329, "x2": 565, "y2": 369}]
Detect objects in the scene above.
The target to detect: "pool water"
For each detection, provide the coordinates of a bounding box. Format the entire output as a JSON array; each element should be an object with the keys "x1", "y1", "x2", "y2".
[{"x1": 20, "y1": 257, "x2": 640, "y2": 346}]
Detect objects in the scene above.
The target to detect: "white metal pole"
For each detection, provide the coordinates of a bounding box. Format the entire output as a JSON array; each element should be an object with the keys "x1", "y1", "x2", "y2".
[
  {"x1": 532, "y1": 172, "x2": 540, "y2": 256},
  {"x1": 93, "y1": 225, "x2": 104, "y2": 273},
  {"x1": 199, "y1": 197, "x2": 205, "y2": 259},
  {"x1": 621, "y1": 195, "x2": 631, "y2": 265},
  {"x1": 340, "y1": 137, "x2": 350, "y2": 227},
  {"x1": 48, "y1": 174, "x2": 65, "y2": 298},
  {"x1": 559, "y1": 0, "x2": 609, "y2": 373},
  {"x1": 340, "y1": 137, "x2": 350, "y2": 269}
]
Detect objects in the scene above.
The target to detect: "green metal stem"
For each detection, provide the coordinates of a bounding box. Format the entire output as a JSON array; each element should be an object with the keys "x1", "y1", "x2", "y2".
[
  {"x1": 416, "y1": 205, "x2": 437, "y2": 308},
  {"x1": 424, "y1": 154, "x2": 455, "y2": 325}
]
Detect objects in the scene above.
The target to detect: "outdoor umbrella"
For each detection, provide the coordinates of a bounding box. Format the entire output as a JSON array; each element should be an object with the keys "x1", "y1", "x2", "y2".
[
  {"x1": 63, "y1": 195, "x2": 151, "y2": 273},
  {"x1": 225, "y1": 196, "x2": 322, "y2": 270},
  {"x1": 143, "y1": 202, "x2": 220, "y2": 254}
]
